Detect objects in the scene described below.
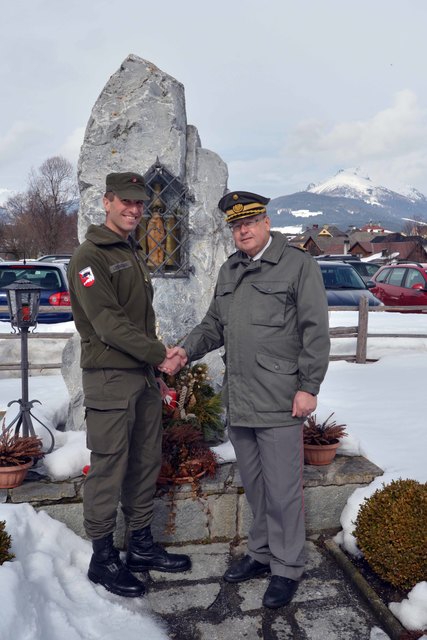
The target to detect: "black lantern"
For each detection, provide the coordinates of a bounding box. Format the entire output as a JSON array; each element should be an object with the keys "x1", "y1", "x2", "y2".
[
  {"x1": 5, "y1": 278, "x2": 41, "y2": 329},
  {"x1": 4, "y1": 279, "x2": 54, "y2": 453}
]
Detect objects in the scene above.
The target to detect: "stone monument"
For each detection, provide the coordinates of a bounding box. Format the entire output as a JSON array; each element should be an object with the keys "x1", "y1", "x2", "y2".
[{"x1": 63, "y1": 54, "x2": 234, "y2": 430}]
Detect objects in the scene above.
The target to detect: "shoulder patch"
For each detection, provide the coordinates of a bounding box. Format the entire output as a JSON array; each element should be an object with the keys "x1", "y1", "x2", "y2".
[{"x1": 79, "y1": 266, "x2": 95, "y2": 287}]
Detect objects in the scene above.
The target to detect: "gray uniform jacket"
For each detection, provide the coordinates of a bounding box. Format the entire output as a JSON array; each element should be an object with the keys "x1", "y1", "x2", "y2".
[{"x1": 183, "y1": 232, "x2": 330, "y2": 428}]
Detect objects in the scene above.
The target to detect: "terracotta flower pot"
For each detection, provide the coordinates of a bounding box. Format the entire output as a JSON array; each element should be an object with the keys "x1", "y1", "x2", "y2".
[
  {"x1": 303, "y1": 442, "x2": 340, "y2": 466},
  {"x1": 0, "y1": 460, "x2": 33, "y2": 489}
]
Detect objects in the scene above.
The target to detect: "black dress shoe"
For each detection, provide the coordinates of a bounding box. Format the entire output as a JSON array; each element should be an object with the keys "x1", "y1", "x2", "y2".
[
  {"x1": 223, "y1": 554, "x2": 270, "y2": 583},
  {"x1": 262, "y1": 575, "x2": 299, "y2": 608}
]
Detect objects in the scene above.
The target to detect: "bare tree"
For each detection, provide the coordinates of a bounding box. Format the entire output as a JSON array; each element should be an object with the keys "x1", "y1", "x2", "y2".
[
  {"x1": 2, "y1": 156, "x2": 78, "y2": 259},
  {"x1": 1, "y1": 192, "x2": 41, "y2": 259},
  {"x1": 28, "y1": 156, "x2": 78, "y2": 254}
]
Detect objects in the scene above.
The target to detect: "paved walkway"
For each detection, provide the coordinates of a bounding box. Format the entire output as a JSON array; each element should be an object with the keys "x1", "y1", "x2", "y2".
[{"x1": 118, "y1": 537, "x2": 391, "y2": 640}]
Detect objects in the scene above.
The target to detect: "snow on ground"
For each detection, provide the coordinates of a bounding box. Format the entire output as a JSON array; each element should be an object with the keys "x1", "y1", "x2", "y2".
[
  {"x1": 0, "y1": 504, "x2": 168, "y2": 640},
  {"x1": 1, "y1": 311, "x2": 426, "y2": 637}
]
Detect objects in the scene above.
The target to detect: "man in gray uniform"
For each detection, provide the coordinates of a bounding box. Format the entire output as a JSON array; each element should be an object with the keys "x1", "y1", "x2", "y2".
[
  {"x1": 171, "y1": 190, "x2": 330, "y2": 608},
  {"x1": 68, "y1": 172, "x2": 190, "y2": 599}
]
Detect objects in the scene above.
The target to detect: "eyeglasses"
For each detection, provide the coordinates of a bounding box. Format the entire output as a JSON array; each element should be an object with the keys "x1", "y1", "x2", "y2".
[{"x1": 229, "y1": 215, "x2": 266, "y2": 233}]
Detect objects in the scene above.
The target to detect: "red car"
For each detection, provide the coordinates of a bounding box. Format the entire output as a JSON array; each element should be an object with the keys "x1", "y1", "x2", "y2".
[{"x1": 368, "y1": 262, "x2": 427, "y2": 311}]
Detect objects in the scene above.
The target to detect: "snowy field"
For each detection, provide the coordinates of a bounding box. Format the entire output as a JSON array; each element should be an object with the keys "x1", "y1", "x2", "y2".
[{"x1": 0, "y1": 311, "x2": 426, "y2": 638}]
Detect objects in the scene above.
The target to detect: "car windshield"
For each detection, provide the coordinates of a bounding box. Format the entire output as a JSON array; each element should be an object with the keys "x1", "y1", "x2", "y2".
[
  {"x1": 364, "y1": 264, "x2": 381, "y2": 277},
  {"x1": 321, "y1": 264, "x2": 366, "y2": 290},
  {"x1": 0, "y1": 266, "x2": 61, "y2": 289}
]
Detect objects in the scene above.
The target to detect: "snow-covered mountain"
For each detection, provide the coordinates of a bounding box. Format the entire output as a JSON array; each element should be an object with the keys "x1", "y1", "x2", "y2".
[{"x1": 268, "y1": 169, "x2": 427, "y2": 231}]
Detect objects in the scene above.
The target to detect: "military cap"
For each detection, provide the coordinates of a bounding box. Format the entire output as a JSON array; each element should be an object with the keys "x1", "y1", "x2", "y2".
[
  {"x1": 105, "y1": 172, "x2": 150, "y2": 201},
  {"x1": 218, "y1": 190, "x2": 270, "y2": 224}
]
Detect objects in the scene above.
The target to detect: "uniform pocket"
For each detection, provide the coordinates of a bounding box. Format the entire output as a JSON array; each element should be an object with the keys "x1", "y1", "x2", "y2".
[
  {"x1": 82, "y1": 369, "x2": 129, "y2": 410},
  {"x1": 85, "y1": 407, "x2": 128, "y2": 454},
  {"x1": 250, "y1": 352, "x2": 299, "y2": 413},
  {"x1": 251, "y1": 282, "x2": 288, "y2": 326},
  {"x1": 215, "y1": 282, "x2": 235, "y2": 325},
  {"x1": 83, "y1": 369, "x2": 130, "y2": 454},
  {"x1": 256, "y1": 352, "x2": 298, "y2": 374}
]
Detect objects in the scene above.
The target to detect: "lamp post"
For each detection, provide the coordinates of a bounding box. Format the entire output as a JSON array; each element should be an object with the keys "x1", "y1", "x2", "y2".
[{"x1": 4, "y1": 279, "x2": 54, "y2": 453}]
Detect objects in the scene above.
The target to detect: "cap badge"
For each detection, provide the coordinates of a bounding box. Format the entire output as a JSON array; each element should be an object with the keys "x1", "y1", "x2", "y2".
[
  {"x1": 131, "y1": 177, "x2": 137, "y2": 183},
  {"x1": 233, "y1": 203, "x2": 244, "y2": 213},
  {"x1": 232, "y1": 194, "x2": 239, "y2": 200}
]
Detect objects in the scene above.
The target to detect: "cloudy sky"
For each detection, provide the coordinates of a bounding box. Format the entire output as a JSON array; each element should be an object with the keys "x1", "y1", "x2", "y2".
[{"x1": 1, "y1": 0, "x2": 427, "y2": 204}]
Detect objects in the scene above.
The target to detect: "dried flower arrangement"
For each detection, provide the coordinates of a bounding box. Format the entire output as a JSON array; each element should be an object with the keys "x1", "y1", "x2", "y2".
[
  {"x1": 159, "y1": 423, "x2": 218, "y2": 483},
  {"x1": 0, "y1": 426, "x2": 44, "y2": 467},
  {"x1": 0, "y1": 421, "x2": 44, "y2": 488},
  {"x1": 158, "y1": 364, "x2": 223, "y2": 487},
  {"x1": 163, "y1": 363, "x2": 225, "y2": 443}
]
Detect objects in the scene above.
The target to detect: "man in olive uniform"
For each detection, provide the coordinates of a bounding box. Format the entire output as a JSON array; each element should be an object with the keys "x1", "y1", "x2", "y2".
[
  {"x1": 68, "y1": 172, "x2": 190, "y2": 598},
  {"x1": 171, "y1": 191, "x2": 330, "y2": 608}
]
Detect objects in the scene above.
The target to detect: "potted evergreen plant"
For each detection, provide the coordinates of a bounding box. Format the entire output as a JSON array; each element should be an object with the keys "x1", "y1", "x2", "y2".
[{"x1": 303, "y1": 412, "x2": 347, "y2": 466}]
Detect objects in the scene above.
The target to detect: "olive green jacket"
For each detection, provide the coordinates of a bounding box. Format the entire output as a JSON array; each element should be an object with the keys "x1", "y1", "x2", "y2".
[
  {"x1": 68, "y1": 224, "x2": 166, "y2": 369},
  {"x1": 183, "y1": 232, "x2": 330, "y2": 428}
]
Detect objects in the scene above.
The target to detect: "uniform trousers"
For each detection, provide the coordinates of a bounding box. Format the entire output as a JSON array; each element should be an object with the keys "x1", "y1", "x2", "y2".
[
  {"x1": 82, "y1": 367, "x2": 162, "y2": 540},
  {"x1": 229, "y1": 423, "x2": 305, "y2": 580}
]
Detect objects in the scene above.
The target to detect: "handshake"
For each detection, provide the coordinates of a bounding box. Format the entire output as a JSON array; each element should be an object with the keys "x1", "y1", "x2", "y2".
[{"x1": 158, "y1": 346, "x2": 188, "y2": 376}]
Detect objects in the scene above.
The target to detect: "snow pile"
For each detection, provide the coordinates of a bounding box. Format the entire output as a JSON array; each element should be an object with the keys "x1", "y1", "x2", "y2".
[{"x1": 0, "y1": 503, "x2": 168, "y2": 640}]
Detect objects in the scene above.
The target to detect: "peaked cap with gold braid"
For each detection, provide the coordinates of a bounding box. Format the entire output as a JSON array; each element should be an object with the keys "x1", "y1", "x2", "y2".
[{"x1": 218, "y1": 190, "x2": 271, "y2": 224}]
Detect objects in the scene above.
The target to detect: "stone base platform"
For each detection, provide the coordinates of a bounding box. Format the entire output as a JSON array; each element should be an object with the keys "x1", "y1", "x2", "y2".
[{"x1": 1, "y1": 455, "x2": 382, "y2": 547}]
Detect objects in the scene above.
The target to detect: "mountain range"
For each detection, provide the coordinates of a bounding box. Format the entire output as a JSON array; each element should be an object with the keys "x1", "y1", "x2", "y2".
[
  {"x1": 2, "y1": 170, "x2": 427, "y2": 233},
  {"x1": 267, "y1": 169, "x2": 427, "y2": 232}
]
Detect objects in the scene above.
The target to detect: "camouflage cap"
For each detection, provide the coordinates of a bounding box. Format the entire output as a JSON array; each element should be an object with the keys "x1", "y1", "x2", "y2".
[
  {"x1": 105, "y1": 172, "x2": 150, "y2": 201},
  {"x1": 218, "y1": 191, "x2": 270, "y2": 224}
]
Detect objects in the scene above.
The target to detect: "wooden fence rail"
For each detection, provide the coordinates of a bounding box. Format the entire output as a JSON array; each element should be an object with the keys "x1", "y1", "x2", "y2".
[
  {"x1": 1, "y1": 300, "x2": 427, "y2": 370},
  {"x1": 329, "y1": 298, "x2": 427, "y2": 363}
]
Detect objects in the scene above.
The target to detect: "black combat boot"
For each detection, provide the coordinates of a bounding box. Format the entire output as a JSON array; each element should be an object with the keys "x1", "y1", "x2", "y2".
[
  {"x1": 88, "y1": 533, "x2": 145, "y2": 597},
  {"x1": 126, "y1": 526, "x2": 191, "y2": 573}
]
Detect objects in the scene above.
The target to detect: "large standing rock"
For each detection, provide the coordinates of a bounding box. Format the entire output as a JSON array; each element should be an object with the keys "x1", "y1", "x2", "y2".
[{"x1": 63, "y1": 55, "x2": 233, "y2": 430}]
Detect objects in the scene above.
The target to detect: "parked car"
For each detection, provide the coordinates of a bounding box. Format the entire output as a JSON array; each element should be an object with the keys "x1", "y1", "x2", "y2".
[
  {"x1": 315, "y1": 255, "x2": 382, "y2": 282},
  {"x1": 367, "y1": 262, "x2": 427, "y2": 311},
  {"x1": 317, "y1": 260, "x2": 383, "y2": 307},
  {"x1": 37, "y1": 253, "x2": 73, "y2": 269},
  {"x1": 37, "y1": 254, "x2": 73, "y2": 262},
  {"x1": 351, "y1": 261, "x2": 383, "y2": 282},
  {"x1": 0, "y1": 261, "x2": 72, "y2": 324}
]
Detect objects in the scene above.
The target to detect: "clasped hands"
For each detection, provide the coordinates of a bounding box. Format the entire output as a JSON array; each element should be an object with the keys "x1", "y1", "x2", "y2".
[{"x1": 158, "y1": 346, "x2": 188, "y2": 376}]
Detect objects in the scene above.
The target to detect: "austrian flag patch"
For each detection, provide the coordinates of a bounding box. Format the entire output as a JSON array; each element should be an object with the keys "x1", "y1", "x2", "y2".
[{"x1": 79, "y1": 266, "x2": 95, "y2": 287}]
